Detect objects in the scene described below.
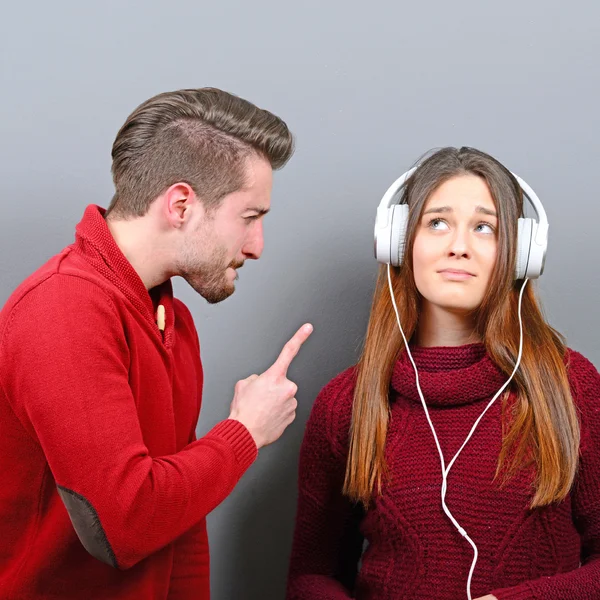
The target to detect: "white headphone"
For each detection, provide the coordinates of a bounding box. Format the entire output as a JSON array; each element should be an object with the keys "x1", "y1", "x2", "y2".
[{"x1": 374, "y1": 166, "x2": 549, "y2": 279}]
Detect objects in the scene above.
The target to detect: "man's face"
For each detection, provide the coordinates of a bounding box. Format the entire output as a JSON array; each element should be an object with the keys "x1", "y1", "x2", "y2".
[{"x1": 177, "y1": 155, "x2": 273, "y2": 303}]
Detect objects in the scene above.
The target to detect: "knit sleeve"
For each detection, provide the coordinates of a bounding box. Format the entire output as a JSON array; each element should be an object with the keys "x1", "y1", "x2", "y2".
[
  {"x1": 287, "y1": 369, "x2": 364, "y2": 600},
  {"x1": 166, "y1": 426, "x2": 211, "y2": 598},
  {"x1": 491, "y1": 350, "x2": 600, "y2": 600},
  {"x1": 0, "y1": 275, "x2": 257, "y2": 571}
]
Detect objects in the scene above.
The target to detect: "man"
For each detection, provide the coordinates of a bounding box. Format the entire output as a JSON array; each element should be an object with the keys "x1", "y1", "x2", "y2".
[{"x1": 0, "y1": 88, "x2": 312, "y2": 599}]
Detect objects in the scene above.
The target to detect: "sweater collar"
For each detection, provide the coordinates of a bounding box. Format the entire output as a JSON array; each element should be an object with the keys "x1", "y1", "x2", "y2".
[
  {"x1": 391, "y1": 343, "x2": 508, "y2": 406},
  {"x1": 73, "y1": 205, "x2": 174, "y2": 345}
]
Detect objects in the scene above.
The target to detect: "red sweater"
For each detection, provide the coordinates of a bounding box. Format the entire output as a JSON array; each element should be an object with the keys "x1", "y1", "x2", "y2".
[
  {"x1": 0, "y1": 205, "x2": 258, "y2": 600},
  {"x1": 287, "y1": 344, "x2": 600, "y2": 599}
]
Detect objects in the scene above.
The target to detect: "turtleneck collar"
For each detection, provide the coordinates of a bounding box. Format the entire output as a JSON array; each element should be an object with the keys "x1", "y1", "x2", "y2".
[
  {"x1": 391, "y1": 343, "x2": 509, "y2": 406},
  {"x1": 73, "y1": 205, "x2": 174, "y2": 346}
]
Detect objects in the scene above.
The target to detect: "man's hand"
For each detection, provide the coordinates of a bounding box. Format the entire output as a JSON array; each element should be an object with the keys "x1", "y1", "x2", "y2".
[
  {"x1": 229, "y1": 323, "x2": 313, "y2": 449},
  {"x1": 474, "y1": 595, "x2": 498, "y2": 600}
]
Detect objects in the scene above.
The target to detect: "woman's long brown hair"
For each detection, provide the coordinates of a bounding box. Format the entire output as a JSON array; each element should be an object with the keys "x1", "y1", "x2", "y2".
[{"x1": 343, "y1": 147, "x2": 579, "y2": 509}]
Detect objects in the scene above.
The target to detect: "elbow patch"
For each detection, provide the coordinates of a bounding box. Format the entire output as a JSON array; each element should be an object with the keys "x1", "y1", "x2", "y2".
[{"x1": 57, "y1": 485, "x2": 118, "y2": 568}]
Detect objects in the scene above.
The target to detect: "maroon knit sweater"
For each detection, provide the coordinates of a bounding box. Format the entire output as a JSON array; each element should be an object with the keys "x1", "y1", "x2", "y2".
[{"x1": 287, "y1": 344, "x2": 600, "y2": 599}]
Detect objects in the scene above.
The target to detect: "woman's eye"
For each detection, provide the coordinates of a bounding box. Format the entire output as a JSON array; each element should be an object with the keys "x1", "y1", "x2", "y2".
[
  {"x1": 428, "y1": 218, "x2": 449, "y2": 231},
  {"x1": 475, "y1": 222, "x2": 495, "y2": 234}
]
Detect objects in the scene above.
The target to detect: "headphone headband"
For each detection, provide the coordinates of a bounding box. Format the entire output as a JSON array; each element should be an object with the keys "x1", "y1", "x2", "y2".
[{"x1": 377, "y1": 168, "x2": 548, "y2": 227}]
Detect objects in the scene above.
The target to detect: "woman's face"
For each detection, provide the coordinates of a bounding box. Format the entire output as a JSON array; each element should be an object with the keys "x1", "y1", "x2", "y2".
[{"x1": 412, "y1": 174, "x2": 498, "y2": 315}]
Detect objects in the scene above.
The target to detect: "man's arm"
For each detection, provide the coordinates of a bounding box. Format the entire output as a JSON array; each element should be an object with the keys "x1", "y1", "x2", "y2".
[
  {"x1": 167, "y1": 418, "x2": 211, "y2": 600},
  {"x1": 1, "y1": 275, "x2": 257, "y2": 570}
]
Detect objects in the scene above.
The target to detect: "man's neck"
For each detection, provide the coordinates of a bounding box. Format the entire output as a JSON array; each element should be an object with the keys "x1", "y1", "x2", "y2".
[{"x1": 106, "y1": 217, "x2": 170, "y2": 290}]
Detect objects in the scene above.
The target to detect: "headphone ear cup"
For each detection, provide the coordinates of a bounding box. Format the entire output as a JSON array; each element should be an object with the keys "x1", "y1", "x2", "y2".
[
  {"x1": 516, "y1": 218, "x2": 533, "y2": 279},
  {"x1": 375, "y1": 207, "x2": 394, "y2": 264},
  {"x1": 523, "y1": 222, "x2": 547, "y2": 279},
  {"x1": 390, "y1": 205, "x2": 409, "y2": 267}
]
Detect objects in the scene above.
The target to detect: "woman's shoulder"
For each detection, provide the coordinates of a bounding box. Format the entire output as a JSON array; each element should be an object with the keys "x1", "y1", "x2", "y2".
[
  {"x1": 566, "y1": 348, "x2": 600, "y2": 394},
  {"x1": 565, "y1": 349, "x2": 600, "y2": 461},
  {"x1": 306, "y1": 366, "x2": 358, "y2": 452},
  {"x1": 316, "y1": 365, "x2": 358, "y2": 407},
  {"x1": 565, "y1": 349, "x2": 600, "y2": 436}
]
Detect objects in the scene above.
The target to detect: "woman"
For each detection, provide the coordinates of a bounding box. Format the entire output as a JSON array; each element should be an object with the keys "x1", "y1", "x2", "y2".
[{"x1": 286, "y1": 147, "x2": 600, "y2": 600}]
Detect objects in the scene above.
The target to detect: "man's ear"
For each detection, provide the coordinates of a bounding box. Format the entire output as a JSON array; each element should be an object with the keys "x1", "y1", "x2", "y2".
[{"x1": 163, "y1": 182, "x2": 199, "y2": 229}]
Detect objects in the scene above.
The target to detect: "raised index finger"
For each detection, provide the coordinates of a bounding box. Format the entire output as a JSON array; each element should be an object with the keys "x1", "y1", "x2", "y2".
[{"x1": 268, "y1": 323, "x2": 313, "y2": 377}]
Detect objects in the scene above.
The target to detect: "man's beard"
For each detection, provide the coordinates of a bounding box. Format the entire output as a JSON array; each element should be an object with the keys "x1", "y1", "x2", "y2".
[{"x1": 179, "y1": 244, "x2": 244, "y2": 304}]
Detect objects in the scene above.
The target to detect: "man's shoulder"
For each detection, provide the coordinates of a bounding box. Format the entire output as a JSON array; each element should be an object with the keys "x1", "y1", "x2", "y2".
[{"x1": 0, "y1": 249, "x2": 119, "y2": 340}]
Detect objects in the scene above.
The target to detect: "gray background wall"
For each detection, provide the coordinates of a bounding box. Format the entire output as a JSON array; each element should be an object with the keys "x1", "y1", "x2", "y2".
[{"x1": 1, "y1": 1, "x2": 599, "y2": 598}]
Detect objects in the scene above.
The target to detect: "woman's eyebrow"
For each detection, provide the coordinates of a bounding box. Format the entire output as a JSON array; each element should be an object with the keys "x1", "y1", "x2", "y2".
[
  {"x1": 422, "y1": 205, "x2": 497, "y2": 217},
  {"x1": 423, "y1": 205, "x2": 452, "y2": 215}
]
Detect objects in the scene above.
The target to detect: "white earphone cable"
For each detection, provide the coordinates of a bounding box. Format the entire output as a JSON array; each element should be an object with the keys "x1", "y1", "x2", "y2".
[{"x1": 387, "y1": 265, "x2": 528, "y2": 600}]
